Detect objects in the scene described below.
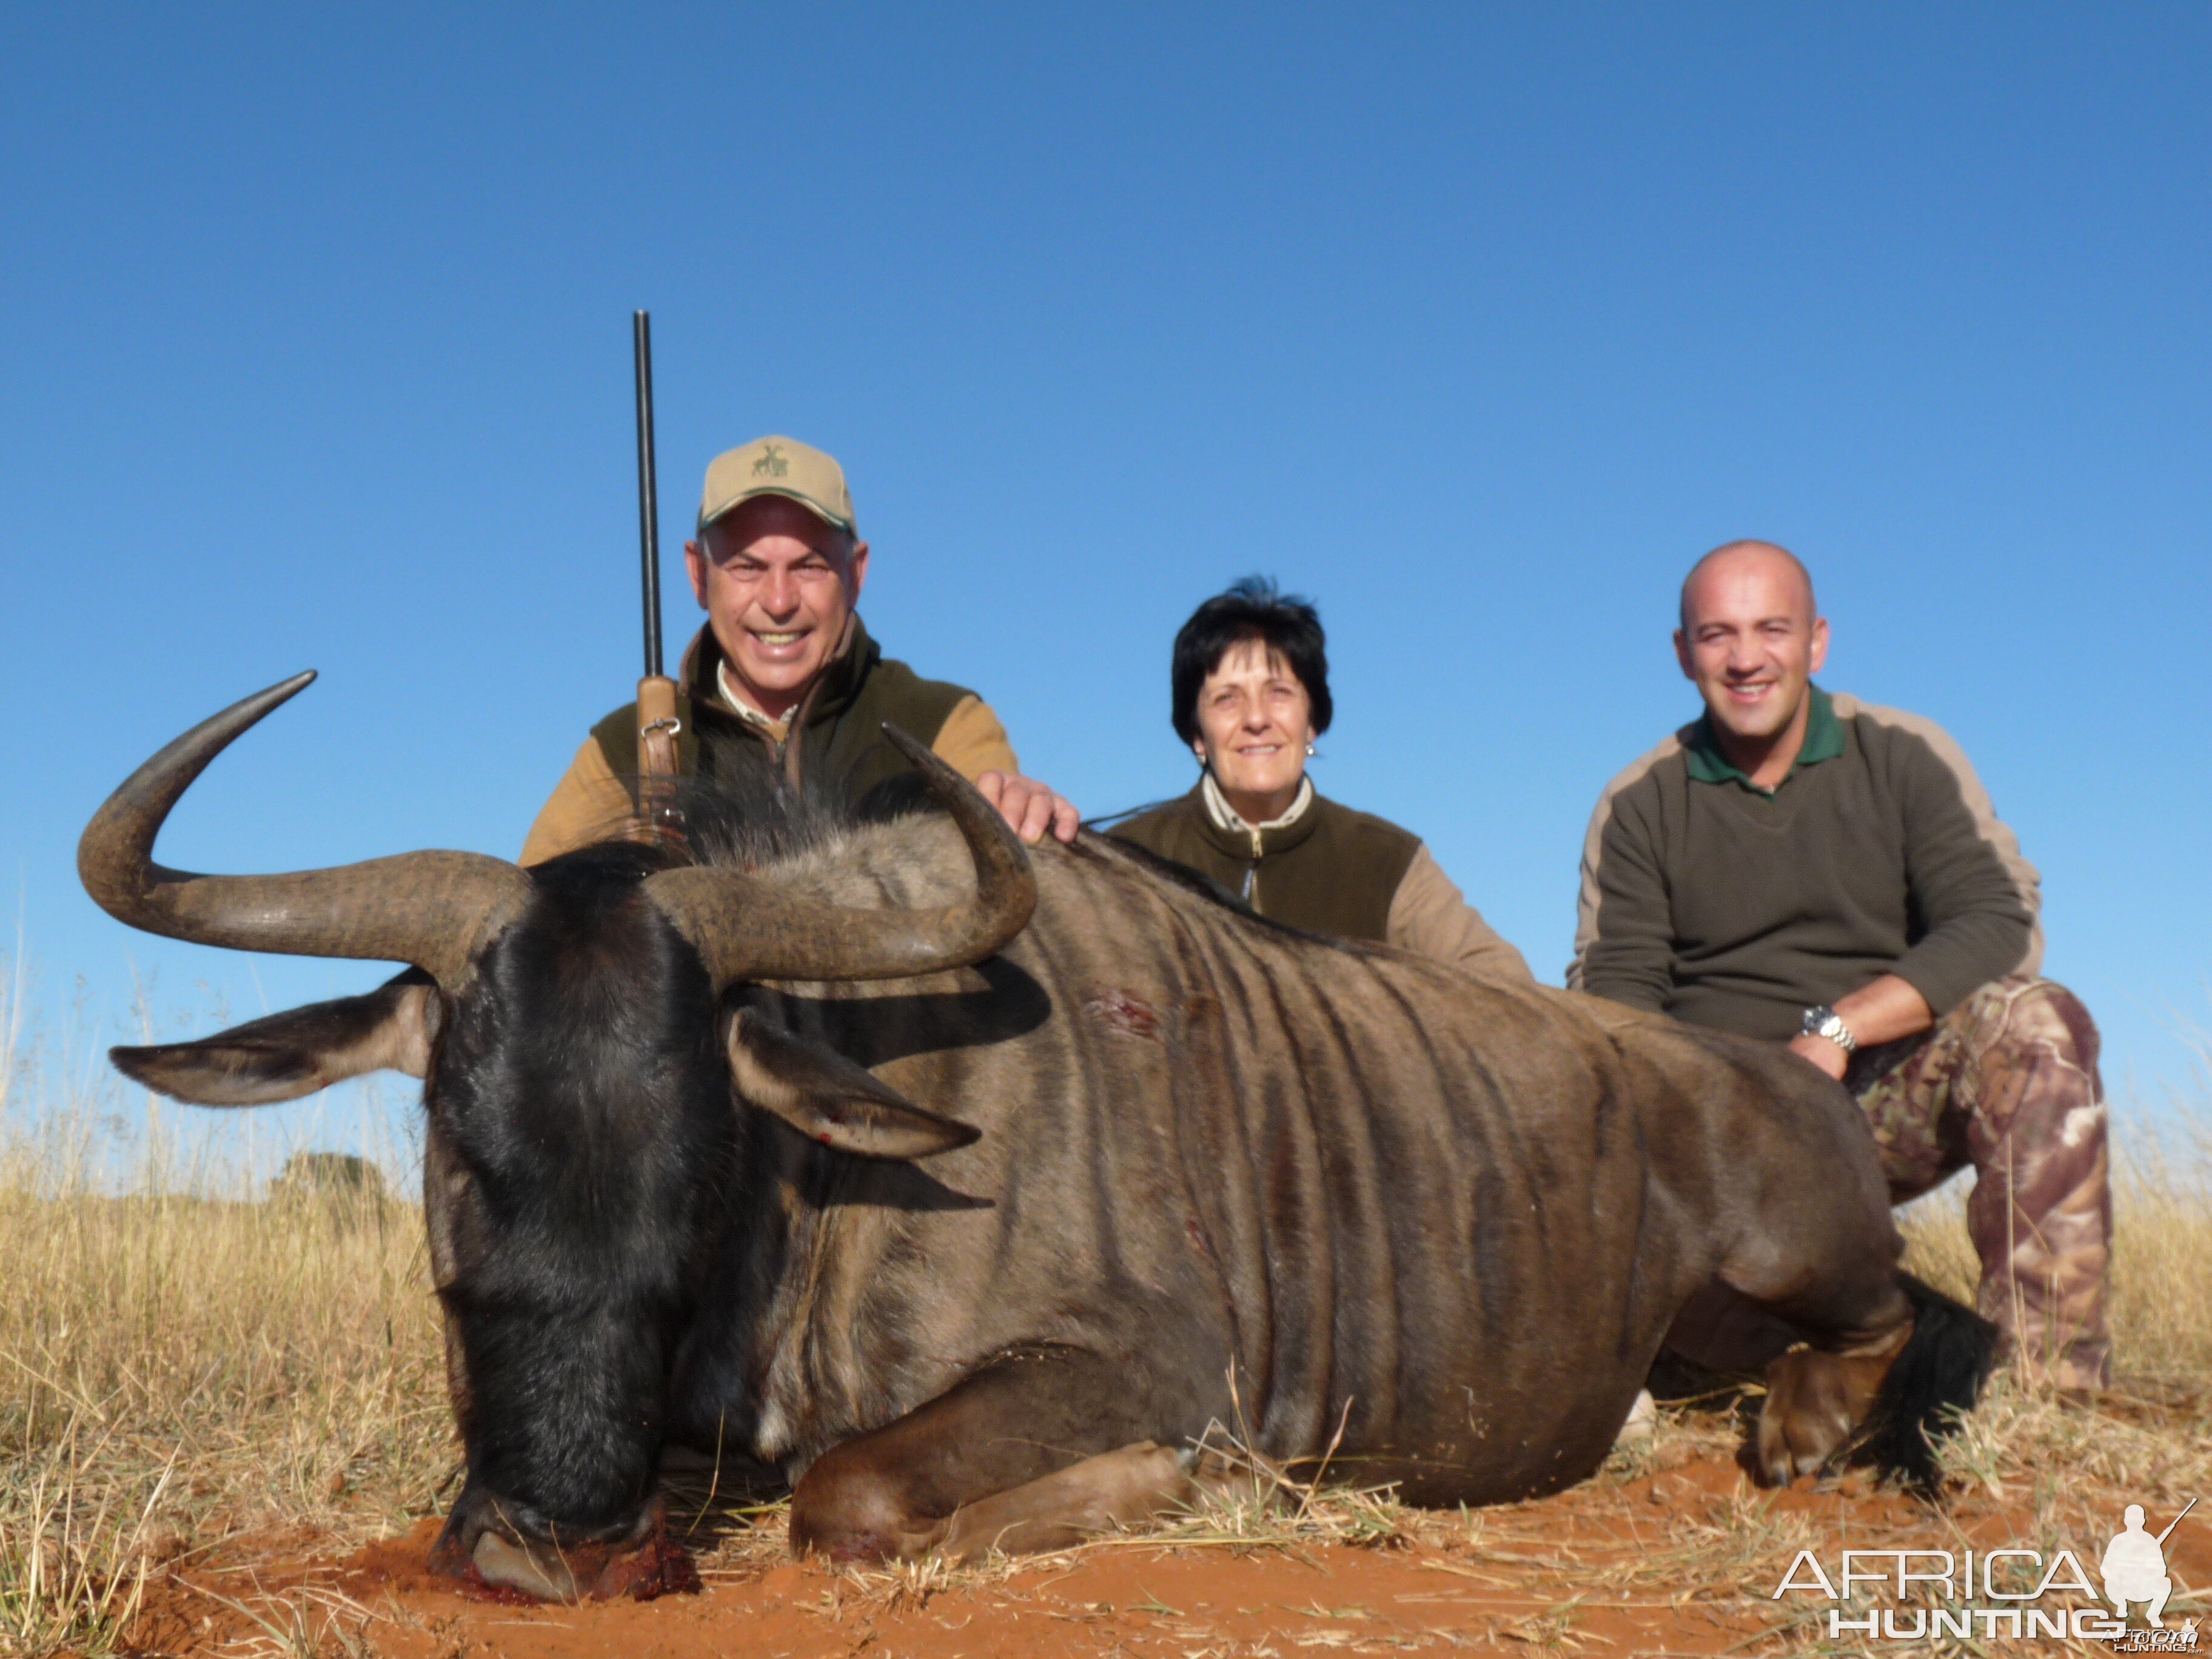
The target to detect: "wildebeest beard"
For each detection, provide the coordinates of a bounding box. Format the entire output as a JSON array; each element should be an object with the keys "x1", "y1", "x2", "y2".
[
  {"x1": 78, "y1": 675, "x2": 1031, "y2": 1600},
  {"x1": 429, "y1": 773, "x2": 994, "y2": 1590},
  {"x1": 427, "y1": 839, "x2": 732, "y2": 1569}
]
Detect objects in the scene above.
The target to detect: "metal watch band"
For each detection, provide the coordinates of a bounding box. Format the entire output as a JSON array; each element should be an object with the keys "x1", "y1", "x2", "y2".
[{"x1": 1801, "y1": 1005, "x2": 1858, "y2": 1053}]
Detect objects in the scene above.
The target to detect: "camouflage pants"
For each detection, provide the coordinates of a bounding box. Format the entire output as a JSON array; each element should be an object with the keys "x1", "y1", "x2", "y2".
[{"x1": 1852, "y1": 976, "x2": 2112, "y2": 1391}]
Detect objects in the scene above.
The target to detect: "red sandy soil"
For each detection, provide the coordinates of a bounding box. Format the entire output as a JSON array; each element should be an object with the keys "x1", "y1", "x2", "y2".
[{"x1": 129, "y1": 1456, "x2": 2209, "y2": 1658}]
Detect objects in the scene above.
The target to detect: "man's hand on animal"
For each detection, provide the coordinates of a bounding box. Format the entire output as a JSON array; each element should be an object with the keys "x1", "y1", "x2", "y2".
[{"x1": 975, "y1": 769, "x2": 1080, "y2": 845}]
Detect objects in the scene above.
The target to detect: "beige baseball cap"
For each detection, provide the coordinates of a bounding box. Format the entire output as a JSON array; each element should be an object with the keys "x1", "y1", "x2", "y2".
[{"x1": 696, "y1": 435, "x2": 857, "y2": 536}]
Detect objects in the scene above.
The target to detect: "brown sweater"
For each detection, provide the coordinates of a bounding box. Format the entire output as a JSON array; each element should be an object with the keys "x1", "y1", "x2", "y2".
[
  {"x1": 1109, "y1": 783, "x2": 1532, "y2": 982},
  {"x1": 1569, "y1": 687, "x2": 2042, "y2": 1040}
]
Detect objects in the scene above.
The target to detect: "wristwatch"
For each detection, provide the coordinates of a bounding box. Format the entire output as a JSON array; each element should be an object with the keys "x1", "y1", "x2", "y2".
[{"x1": 1801, "y1": 1005, "x2": 1858, "y2": 1054}]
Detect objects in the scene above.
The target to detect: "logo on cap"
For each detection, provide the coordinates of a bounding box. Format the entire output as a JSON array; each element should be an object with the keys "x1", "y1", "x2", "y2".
[{"x1": 753, "y1": 443, "x2": 789, "y2": 478}]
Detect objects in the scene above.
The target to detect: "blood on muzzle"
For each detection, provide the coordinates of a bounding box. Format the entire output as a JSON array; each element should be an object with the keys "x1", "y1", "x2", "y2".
[{"x1": 431, "y1": 1492, "x2": 701, "y2": 1604}]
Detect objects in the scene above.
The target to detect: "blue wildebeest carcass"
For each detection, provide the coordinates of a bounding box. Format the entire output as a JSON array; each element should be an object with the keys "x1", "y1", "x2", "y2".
[{"x1": 80, "y1": 675, "x2": 1992, "y2": 1601}]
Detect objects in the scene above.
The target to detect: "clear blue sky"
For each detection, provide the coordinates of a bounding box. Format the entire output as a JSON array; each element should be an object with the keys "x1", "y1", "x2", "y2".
[{"x1": 4, "y1": 4, "x2": 2208, "y2": 1162}]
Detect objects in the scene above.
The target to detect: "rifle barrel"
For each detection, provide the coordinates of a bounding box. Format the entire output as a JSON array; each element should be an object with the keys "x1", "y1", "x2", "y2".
[
  {"x1": 2154, "y1": 1495, "x2": 2197, "y2": 1546},
  {"x1": 632, "y1": 310, "x2": 664, "y2": 680}
]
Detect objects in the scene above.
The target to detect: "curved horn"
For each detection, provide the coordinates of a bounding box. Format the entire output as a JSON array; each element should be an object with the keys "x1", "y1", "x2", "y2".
[
  {"x1": 78, "y1": 672, "x2": 535, "y2": 989},
  {"x1": 645, "y1": 724, "x2": 1036, "y2": 989}
]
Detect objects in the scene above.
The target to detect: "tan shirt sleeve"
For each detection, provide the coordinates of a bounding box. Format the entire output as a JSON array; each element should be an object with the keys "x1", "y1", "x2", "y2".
[
  {"x1": 1387, "y1": 842, "x2": 1535, "y2": 984},
  {"x1": 931, "y1": 695, "x2": 1021, "y2": 782},
  {"x1": 520, "y1": 738, "x2": 637, "y2": 866}
]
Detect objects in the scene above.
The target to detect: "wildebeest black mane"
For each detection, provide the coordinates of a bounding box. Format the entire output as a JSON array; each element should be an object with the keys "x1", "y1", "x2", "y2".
[
  {"x1": 666, "y1": 769, "x2": 1365, "y2": 952},
  {"x1": 607, "y1": 766, "x2": 942, "y2": 874}
]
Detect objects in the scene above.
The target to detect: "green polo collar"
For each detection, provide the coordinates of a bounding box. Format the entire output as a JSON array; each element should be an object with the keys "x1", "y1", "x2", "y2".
[{"x1": 1685, "y1": 685, "x2": 1845, "y2": 793}]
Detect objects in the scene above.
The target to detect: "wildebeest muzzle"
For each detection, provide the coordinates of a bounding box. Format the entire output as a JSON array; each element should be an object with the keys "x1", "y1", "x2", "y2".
[{"x1": 430, "y1": 1478, "x2": 700, "y2": 1603}]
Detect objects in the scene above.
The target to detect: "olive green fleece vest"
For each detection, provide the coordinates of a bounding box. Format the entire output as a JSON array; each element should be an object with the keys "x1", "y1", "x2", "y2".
[
  {"x1": 1108, "y1": 783, "x2": 1420, "y2": 943},
  {"x1": 588, "y1": 619, "x2": 975, "y2": 811}
]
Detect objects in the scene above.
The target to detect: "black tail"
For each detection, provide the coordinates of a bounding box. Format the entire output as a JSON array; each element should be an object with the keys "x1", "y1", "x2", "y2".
[{"x1": 1854, "y1": 1273, "x2": 1997, "y2": 1493}]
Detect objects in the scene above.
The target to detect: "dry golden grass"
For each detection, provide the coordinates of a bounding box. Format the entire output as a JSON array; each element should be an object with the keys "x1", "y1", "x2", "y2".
[
  {"x1": 0, "y1": 1179, "x2": 452, "y2": 1655},
  {"x1": 3, "y1": 957, "x2": 2208, "y2": 1655},
  {"x1": 0, "y1": 965, "x2": 452, "y2": 1659}
]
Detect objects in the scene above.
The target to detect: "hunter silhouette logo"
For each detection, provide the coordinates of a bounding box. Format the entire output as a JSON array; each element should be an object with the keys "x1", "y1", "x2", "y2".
[
  {"x1": 2104, "y1": 1499, "x2": 2194, "y2": 1629},
  {"x1": 752, "y1": 443, "x2": 789, "y2": 478}
]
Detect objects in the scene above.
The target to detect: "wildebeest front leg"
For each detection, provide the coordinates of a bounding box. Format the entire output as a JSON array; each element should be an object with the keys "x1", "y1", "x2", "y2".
[
  {"x1": 1647, "y1": 1042, "x2": 2006, "y2": 1489},
  {"x1": 1665, "y1": 1161, "x2": 1991, "y2": 1489},
  {"x1": 1661, "y1": 1276, "x2": 1912, "y2": 1483},
  {"x1": 790, "y1": 1348, "x2": 1193, "y2": 1563}
]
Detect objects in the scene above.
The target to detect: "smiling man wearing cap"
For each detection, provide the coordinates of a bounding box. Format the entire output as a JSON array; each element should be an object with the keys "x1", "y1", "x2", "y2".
[{"x1": 521, "y1": 435, "x2": 1076, "y2": 862}]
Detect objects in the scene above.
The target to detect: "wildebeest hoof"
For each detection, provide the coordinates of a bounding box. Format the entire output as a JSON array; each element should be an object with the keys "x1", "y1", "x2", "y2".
[
  {"x1": 1755, "y1": 1334, "x2": 1902, "y2": 1485},
  {"x1": 790, "y1": 1454, "x2": 951, "y2": 1563},
  {"x1": 1178, "y1": 1439, "x2": 1288, "y2": 1510},
  {"x1": 934, "y1": 1441, "x2": 1195, "y2": 1562}
]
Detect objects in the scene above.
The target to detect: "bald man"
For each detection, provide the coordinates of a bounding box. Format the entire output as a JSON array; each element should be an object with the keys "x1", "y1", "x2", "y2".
[{"x1": 1570, "y1": 541, "x2": 2111, "y2": 1392}]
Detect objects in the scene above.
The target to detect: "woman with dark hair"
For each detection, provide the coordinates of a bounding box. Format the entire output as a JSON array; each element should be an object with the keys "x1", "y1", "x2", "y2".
[{"x1": 1109, "y1": 578, "x2": 1530, "y2": 980}]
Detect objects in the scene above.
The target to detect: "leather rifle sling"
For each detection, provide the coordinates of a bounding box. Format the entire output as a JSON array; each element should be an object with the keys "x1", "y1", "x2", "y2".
[{"x1": 635, "y1": 674, "x2": 688, "y2": 851}]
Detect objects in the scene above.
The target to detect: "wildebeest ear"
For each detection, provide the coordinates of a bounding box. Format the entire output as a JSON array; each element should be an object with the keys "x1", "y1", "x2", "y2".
[
  {"x1": 110, "y1": 972, "x2": 440, "y2": 1107},
  {"x1": 725, "y1": 1008, "x2": 980, "y2": 1161}
]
